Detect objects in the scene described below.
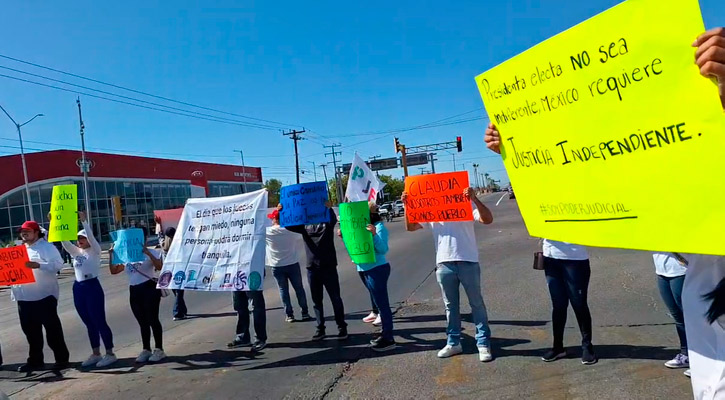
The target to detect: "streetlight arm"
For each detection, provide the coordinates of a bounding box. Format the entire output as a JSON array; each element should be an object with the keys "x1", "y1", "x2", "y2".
[
  {"x1": 0, "y1": 104, "x2": 18, "y2": 126},
  {"x1": 19, "y1": 113, "x2": 44, "y2": 128}
]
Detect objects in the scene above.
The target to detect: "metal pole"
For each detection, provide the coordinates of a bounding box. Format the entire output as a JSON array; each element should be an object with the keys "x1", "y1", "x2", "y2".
[
  {"x1": 429, "y1": 153, "x2": 436, "y2": 174},
  {"x1": 77, "y1": 99, "x2": 92, "y2": 220},
  {"x1": 309, "y1": 161, "x2": 317, "y2": 181},
  {"x1": 452, "y1": 153, "x2": 457, "y2": 171}
]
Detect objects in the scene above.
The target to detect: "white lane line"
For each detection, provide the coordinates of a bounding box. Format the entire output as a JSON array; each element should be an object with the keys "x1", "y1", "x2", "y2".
[{"x1": 495, "y1": 193, "x2": 507, "y2": 206}]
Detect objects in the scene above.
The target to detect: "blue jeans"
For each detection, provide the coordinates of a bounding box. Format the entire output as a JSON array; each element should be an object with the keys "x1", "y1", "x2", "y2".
[
  {"x1": 359, "y1": 271, "x2": 379, "y2": 314},
  {"x1": 173, "y1": 289, "x2": 187, "y2": 318},
  {"x1": 436, "y1": 261, "x2": 491, "y2": 347},
  {"x1": 271, "y1": 263, "x2": 309, "y2": 318},
  {"x1": 656, "y1": 274, "x2": 687, "y2": 354},
  {"x1": 73, "y1": 278, "x2": 114, "y2": 351},
  {"x1": 361, "y1": 263, "x2": 393, "y2": 340}
]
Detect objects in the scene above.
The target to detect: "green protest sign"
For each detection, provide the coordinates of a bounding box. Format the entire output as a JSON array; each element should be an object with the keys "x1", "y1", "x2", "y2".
[{"x1": 339, "y1": 201, "x2": 376, "y2": 264}]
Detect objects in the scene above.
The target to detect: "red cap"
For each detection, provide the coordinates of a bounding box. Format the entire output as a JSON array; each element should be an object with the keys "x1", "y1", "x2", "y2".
[
  {"x1": 267, "y1": 209, "x2": 280, "y2": 220},
  {"x1": 20, "y1": 221, "x2": 40, "y2": 232}
]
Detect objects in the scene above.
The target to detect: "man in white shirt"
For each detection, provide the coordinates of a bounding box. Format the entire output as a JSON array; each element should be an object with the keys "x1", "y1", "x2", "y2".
[
  {"x1": 12, "y1": 221, "x2": 69, "y2": 373},
  {"x1": 266, "y1": 209, "x2": 312, "y2": 323},
  {"x1": 402, "y1": 187, "x2": 495, "y2": 362}
]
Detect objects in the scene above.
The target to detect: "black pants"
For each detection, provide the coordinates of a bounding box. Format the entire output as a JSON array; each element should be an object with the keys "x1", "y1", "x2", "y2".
[
  {"x1": 232, "y1": 291, "x2": 267, "y2": 342},
  {"x1": 129, "y1": 280, "x2": 163, "y2": 351},
  {"x1": 544, "y1": 257, "x2": 593, "y2": 350},
  {"x1": 18, "y1": 295, "x2": 70, "y2": 366},
  {"x1": 307, "y1": 266, "x2": 347, "y2": 330}
]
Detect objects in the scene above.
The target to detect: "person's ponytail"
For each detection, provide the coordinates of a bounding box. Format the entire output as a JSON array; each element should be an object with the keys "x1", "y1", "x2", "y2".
[{"x1": 704, "y1": 277, "x2": 725, "y2": 324}]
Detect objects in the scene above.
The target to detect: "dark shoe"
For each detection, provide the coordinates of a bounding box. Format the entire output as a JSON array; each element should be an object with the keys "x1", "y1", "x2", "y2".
[
  {"x1": 541, "y1": 348, "x2": 567, "y2": 362},
  {"x1": 371, "y1": 338, "x2": 396, "y2": 352},
  {"x1": 370, "y1": 334, "x2": 383, "y2": 345},
  {"x1": 582, "y1": 346, "x2": 598, "y2": 365},
  {"x1": 18, "y1": 363, "x2": 44, "y2": 373},
  {"x1": 173, "y1": 315, "x2": 187, "y2": 321},
  {"x1": 312, "y1": 329, "x2": 326, "y2": 341},
  {"x1": 336, "y1": 328, "x2": 349, "y2": 340},
  {"x1": 252, "y1": 341, "x2": 267, "y2": 352},
  {"x1": 227, "y1": 338, "x2": 252, "y2": 349},
  {"x1": 52, "y1": 361, "x2": 70, "y2": 371},
  {"x1": 301, "y1": 314, "x2": 314, "y2": 322}
]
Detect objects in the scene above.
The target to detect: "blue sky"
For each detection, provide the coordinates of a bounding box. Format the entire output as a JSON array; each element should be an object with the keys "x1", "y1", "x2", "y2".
[{"x1": 1, "y1": 0, "x2": 723, "y2": 186}]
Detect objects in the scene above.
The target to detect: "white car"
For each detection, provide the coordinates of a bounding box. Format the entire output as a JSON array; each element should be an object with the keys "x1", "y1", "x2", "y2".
[{"x1": 393, "y1": 200, "x2": 405, "y2": 216}]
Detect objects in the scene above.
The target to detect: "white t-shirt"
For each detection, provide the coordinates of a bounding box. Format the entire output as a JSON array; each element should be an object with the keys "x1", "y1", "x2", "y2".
[
  {"x1": 62, "y1": 221, "x2": 102, "y2": 282},
  {"x1": 542, "y1": 239, "x2": 589, "y2": 260},
  {"x1": 266, "y1": 225, "x2": 302, "y2": 267},
  {"x1": 11, "y1": 239, "x2": 64, "y2": 302},
  {"x1": 125, "y1": 248, "x2": 161, "y2": 286},
  {"x1": 682, "y1": 255, "x2": 725, "y2": 400},
  {"x1": 423, "y1": 206, "x2": 481, "y2": 265},
  {"x1": 652, "y1": 252, "x2": 687, "y2": 278}
]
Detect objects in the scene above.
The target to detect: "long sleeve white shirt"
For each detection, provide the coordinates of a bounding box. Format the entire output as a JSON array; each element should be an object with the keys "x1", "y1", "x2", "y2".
[
  {"x1": 62, "y1": 221, "x2": 102, "y2": 282},
  {"x1": 11, "y1": 239, "x2": 64, "y2": 301}
]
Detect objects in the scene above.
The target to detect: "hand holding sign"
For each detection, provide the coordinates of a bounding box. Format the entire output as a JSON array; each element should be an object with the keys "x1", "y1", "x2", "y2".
[{"x1": 0, "y1": 246, "x2": 35, "y2": 286}]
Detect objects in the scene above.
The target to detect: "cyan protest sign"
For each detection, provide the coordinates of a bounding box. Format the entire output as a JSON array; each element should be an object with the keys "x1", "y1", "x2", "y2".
[
  {"x1": 279, "y1": 181, "x2": 329, "y2": 227},
  {"x1": 110, "y1": 228, "x2": 146, "y2": 264}
]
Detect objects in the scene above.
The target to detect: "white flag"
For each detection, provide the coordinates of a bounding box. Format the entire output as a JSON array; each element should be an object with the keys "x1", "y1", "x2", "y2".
[
  {"x1": 345, "y1": 153, "x2": 386, "y2": 202},
  {"x1": 157, "y1": 189, "x2": 268, "y2": 292}
]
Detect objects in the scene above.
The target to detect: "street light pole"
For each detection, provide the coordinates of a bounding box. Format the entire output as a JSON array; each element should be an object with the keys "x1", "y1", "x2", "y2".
[
  {"x1": 308, "y1": 161, "x2": 317, "y2": 181},
  {"x1": 76, "y1": 99, "x2": 92, "y2": 221},
  {"x1": 233, "y1": 150, "x2": 249, "y2": 193},
  {"x1": 0, "y1": 104, "x2": 43, "y2": 222}
]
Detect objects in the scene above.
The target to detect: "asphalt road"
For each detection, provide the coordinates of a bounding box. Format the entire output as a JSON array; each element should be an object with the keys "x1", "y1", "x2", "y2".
[{"x1": 0, "y1": 193, "x2": 693, "y2": 399}]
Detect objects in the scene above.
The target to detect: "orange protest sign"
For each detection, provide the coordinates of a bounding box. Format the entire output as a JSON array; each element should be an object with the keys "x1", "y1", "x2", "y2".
[
  {"x1": 404, "y1": 171, "x2": 473, "y2": 223},
  {"x1": 0, "y1": 245, "x2": 35, "y2": 286}
]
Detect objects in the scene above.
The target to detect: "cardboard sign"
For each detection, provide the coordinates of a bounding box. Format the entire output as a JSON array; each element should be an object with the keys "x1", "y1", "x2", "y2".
[
  {"x1": 110, "y1": 228, "x2": 146, "y2": 265},
  {"x1": 0, "y1": 245, "x2": 35, "y2": 286},
  {"x1": 404, "y1": 171, "x2": 473, "y2": 223},
  {"x1": 48, "y1": 185, "x2": 78, "y2": 242},
  {"x1": 475, "y1": 0, "x2": 725, "y2": 254},
  {"x1": 157, "y1": 189, "x2": 268, "y2": 292},
  {"x1": 279, "y1": 181, "x2": 329, "y2": 227},
  {"x1": 339, "y1": 201, "x2": 376, "y2": 264}
]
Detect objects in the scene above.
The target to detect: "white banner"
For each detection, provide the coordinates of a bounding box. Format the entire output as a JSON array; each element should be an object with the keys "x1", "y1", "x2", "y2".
[
  {"x1": 345, "y1": 153, "x2": 385, "y2": 202},
  {"x1": 157, "y1": 189, "x2": 268, "y2": 292}
]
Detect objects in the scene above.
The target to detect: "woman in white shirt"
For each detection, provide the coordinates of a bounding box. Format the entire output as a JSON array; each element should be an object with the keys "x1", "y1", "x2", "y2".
[
  {"x1": 652, "y1": 253, "x2": 689, "y2": 370},
  {"x1": 109, "y1": 227, "x2": 166, "y2": 363},
  {"x1": 61, "y1": 212, "x2": 117, "y2": 368}
]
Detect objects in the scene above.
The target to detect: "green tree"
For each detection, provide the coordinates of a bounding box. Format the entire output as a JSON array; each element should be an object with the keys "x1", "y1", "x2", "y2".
[
  {"x1": 378, "y1": 174, "x2": 404, "y2": 201},
  {"x1": 328, "y1": 174, "x2": 349, "y2": 204},
  {"x1": 264, "y1": 178, "x2": 283, "y2": 207}
]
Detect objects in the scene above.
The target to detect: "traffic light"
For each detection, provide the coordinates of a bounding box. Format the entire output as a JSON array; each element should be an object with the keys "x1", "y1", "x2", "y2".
[
  {"x1": 456, "y1": 136, "x2": 462, "y2": 152},
  {"x1": 394, "y1": 137, "x2": 401, "y2": 153}
]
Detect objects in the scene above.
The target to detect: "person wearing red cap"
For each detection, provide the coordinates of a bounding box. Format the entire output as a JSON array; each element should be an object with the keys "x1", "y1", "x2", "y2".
[
  {"x1": 12, "y1": 220, "x2": 69, "y2": 372},
  {"x1": 265, "y1": 208, "x2": 312, "y2": 323}
]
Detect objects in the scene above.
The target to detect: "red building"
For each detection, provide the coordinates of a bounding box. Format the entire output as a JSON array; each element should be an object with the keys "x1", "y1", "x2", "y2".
[{"x1": 0, "y1": 150, "x2": 263, "y2": 242}]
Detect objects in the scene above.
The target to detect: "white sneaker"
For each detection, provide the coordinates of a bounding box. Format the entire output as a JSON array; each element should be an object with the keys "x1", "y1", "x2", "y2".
[
  {"x1": 478, "y1": 346, "x2": 493, "y2": 362},
  {"x1": 136, "y1": 349, "x2": 153, "y2": 363},
  {"x1": 148, "y1": 348, "x2": 166, "y2": 362},
  {"x1": 81, "y1": 354, "x2": 103, "y2": 367},
  {"x1": 96, "y1": 354, "x2": 118, "y2": 368},
  {"x1": 362, "y1": 312, "x2": 378, "y2": 323},
  {"x1": 437, "y1": 344, "x2": 463, "y2": 358},
  {"x1": 372, "y1": 315, "x2": 382, "y2": 326}
]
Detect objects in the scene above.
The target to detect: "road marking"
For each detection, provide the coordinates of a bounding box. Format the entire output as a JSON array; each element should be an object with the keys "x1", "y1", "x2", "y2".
[{"x1": 496, "y1": 193, "x2": 507, "y2": 206}]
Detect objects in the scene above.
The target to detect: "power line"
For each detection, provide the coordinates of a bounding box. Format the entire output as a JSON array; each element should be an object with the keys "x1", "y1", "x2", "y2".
[{"x1": 0, "y1": 53, "x2": 302, "y2": 128}]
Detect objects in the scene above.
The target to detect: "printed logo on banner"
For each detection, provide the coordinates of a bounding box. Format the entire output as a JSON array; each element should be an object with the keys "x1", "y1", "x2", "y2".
[
  {"x1": 220, "y1": 273, "x2": 233, "y2": 289},
  {"x1": 184, "y1": 270, "x2": 198, "y2": 289},
  {"x1": 158, "y1": 271, "x2": 173, "y2": 288},
  {"x1": 234, "y1": 271, "x2": 248, "y2": 290},
  {"x1": 173, "y1": 271, "x2": 185, "y2": 286},
  {"x1": 248, "y1": 271, "x2": 262, "y2": 291}
]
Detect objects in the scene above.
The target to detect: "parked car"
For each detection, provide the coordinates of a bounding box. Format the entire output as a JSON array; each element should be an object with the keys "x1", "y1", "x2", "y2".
[
  {"x1": 379, "y1": 204, "x2": 394, "y2": 222},
  {"x1": 393, "y1": 200, "x2": 405, "y2": 216}
]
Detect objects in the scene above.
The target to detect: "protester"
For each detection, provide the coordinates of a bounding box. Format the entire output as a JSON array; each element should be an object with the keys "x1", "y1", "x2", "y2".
[
  {"x1": 265, "y1": 208, "x2": 312, "y2": 323},
  {"x1": 652, "y1": 253, "x2": 688, "y2": 370},
  {"x1": 356, "y1": 203, "x2": 396, "y2": 352},
  {"x1": 13, "y1": 221, "x2": 70, "y2": 372},
  {"x1": 681, "y1": 26, "x2": 725, "y2": 398},
  {"x1": 162, "y1": 227, "x2": 188, "y2": 321},
  {"x1": 402, "y1": 188, "x2": 494, "y2": 362},
  {"x1": 108, "y1": 227, "x2": 166, "y2": 363},
  {"x1": 287, "y1": 203, "x2": 348, "y2": 341},
  {"x1": 227, "y1": 288, "x2": 267, "y2": 352},
  {"x1": 484, "y1": 124, "x2": 597, "y2": 365},
  {"x1": 61, "y1": 211, "x2": 117, "y2": 368}
]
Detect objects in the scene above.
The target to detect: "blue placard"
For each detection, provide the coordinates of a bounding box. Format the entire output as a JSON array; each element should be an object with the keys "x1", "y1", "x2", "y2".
[
  {"x1": 279, "y1": 181, "x2": 329, "y2": 227},
  {"x1": 110, "y1": 228, "x2": 146, "y2": 264}
]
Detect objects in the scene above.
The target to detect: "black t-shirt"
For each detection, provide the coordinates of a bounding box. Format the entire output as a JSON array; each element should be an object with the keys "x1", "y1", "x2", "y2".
[{"x1": 286, "y1": 208, "x2": 338, "y2": 269}]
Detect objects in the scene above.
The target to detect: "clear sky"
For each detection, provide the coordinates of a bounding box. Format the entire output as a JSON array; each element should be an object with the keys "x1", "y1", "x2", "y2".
[{"x1": 1, "y1": 0, "x2": 723, "y2": 186}]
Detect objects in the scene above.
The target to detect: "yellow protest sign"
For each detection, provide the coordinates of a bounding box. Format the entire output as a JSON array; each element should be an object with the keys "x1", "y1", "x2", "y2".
[
  {"x1": 475, "y1": 0, "x2": 725, "y2": 255},
  {"x1": 48, "y1": 184, "x2": 78, "y2": 242}
]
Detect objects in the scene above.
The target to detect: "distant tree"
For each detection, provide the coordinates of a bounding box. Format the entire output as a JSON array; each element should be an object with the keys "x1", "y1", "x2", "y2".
[
  {"x1": 264, "y1": 178, "x2": 283, "y2": 206},
  {"x1": 328, "y1": 174, "x2": 349, "y2": 204},
  {"x1": 378, "y1": 174, "x2": 404, "y2": 201}
]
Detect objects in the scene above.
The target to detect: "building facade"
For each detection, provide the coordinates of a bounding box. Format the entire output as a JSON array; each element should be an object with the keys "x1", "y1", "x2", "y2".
[{"x1": 0, "y1": 150, "x2": 263, "y2": 243}]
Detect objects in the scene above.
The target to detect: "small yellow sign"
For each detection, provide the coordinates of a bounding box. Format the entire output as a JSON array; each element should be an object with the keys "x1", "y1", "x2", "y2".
[
  {"x1": 48, "y1": 185, "x2": 78, "y2": 242},
  {"x1": 475, "y1": 0, "x2": 725, "y2": 254}
]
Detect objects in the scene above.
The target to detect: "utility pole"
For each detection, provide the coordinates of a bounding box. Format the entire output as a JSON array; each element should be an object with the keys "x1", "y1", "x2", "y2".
[
  {"x1": 308, "y1": 161, "x2": 317, "y2": 181},
  {"x1": 233, "y1": 150, "x2": 249, "y2": 193},
  {"x1": 428, "y1": 153, "x2": 437, "y2": 174},
  {"x1": 76, "y1": 99, "x2": 92, "y2": 221},
  {"x1": 283, "y1": 129, "x2": 305, "y2": 184},
  {"x1": 324, "y1": 144, "x2": 343, "y2": 203},
  {"x1": 320, "y1": 163, "x2": 329, "y2": 183}
]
